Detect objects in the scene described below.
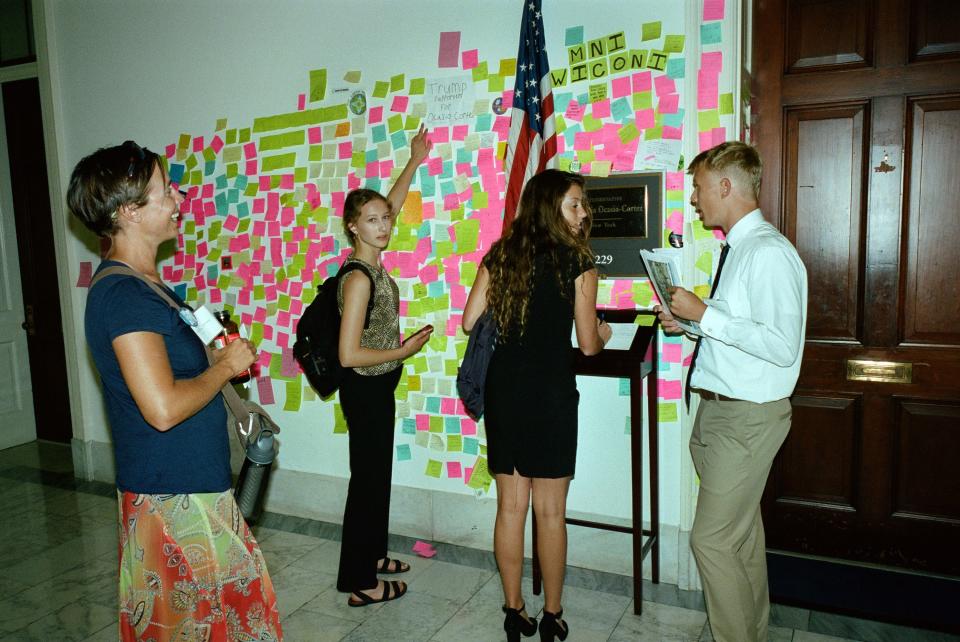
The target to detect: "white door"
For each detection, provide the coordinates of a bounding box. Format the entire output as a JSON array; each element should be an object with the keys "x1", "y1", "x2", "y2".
[{"x1": 0, "y1": 68, "x2": 38, "y2": 450}]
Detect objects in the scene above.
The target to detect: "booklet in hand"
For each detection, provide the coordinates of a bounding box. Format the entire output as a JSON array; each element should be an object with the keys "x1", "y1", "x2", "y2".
[{"x1": 639, "y1": 249, "x2": 701, "y2": 335}]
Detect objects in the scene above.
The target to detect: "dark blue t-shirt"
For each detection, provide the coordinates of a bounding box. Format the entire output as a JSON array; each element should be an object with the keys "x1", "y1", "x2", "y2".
[{"x1": 85, "y1": 260, "x2": 231, "y2": 494}]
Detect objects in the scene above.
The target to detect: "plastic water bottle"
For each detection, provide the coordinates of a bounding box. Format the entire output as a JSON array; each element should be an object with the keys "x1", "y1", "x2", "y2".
[{"x1": 234, "y1": 425, "x2": 277, "y2": 523}]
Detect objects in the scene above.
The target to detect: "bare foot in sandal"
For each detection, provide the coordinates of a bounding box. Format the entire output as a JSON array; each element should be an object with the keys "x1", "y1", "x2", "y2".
[
  {"x1": 348, "y1": 579, "x2": 407, "y2": 607},
  {"x1": 377, "y1": 557, "x2": 410, "y2": 574}
]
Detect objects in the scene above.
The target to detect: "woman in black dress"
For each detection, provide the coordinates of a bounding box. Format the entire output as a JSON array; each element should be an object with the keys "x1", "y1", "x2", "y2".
[{"x1": 463, "y1": 169, "x2": 611, "y2": 641}]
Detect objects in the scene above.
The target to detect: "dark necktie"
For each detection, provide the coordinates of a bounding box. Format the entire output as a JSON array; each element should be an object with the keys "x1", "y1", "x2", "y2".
[{"x1": 684, "y1": 243, "x2": 730, "y2": 407}]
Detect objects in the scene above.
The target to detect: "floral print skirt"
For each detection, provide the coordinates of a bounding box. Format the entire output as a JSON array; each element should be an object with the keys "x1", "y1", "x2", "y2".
[{"x1": 117, "y1": 490, "x2": 282, "y2": 641}]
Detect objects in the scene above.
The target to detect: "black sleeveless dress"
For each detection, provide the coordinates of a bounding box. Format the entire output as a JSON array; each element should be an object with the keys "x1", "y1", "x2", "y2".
[{"x1": 483, "y1": 247, "x2": 593, "y2": 478}]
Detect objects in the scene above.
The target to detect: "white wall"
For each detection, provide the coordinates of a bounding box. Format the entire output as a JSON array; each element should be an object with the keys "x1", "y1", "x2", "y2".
[{"x1": 41, "y1": 0, "x2": 741, "y2": 584}]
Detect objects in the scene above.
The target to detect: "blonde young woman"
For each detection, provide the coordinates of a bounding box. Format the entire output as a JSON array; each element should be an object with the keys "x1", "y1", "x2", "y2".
[{"x1": 463, "y1": 169, "x2": 611, "y2": 641}]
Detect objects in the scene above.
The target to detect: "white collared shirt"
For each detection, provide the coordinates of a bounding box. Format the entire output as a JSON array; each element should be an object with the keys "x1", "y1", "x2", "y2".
[{"x1": 691, "y1": 209, "x2": 808, "y2": 403}]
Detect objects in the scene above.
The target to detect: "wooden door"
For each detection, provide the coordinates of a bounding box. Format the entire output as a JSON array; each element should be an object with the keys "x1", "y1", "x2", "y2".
[
  {"x1": 753, "y1": 0, "x2": 960, "y2": 576},
  {"x1": 1, "y1": 77, "x2": 72, "y2": 444}
]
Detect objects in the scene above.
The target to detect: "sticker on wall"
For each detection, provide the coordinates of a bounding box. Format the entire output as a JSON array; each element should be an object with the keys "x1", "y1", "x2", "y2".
[
  {"x1": 349, "y1": 90, "x2": 367, "y2": 116},
  {"x1": 491, "y1": 96, "x2": 507, "y2": 115}
]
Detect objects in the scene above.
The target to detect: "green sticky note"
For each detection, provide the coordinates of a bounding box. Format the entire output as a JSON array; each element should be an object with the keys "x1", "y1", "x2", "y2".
[
  {"x1": 471, "y1": 61, "x2": 489, "y2": 82},
  {"x1": 390, "y1": 73, "x2": 405, "y2": 92},
  {"x1": 343, "y1": 69, "x2": 361, "y2": 83},
  {"x1": 692, "y1": 220, "x2": 715, "y2": 240},
  {"x1": 719, "y1": 93, "x2": 734, "y2": 115},
  {"x1": 697, "y1": 110, "x2": 721, "y2": 132},
  {"x1": 664, "y1": 35, "x2": 685, "y2": 53},
  {"x1": 309, "y1": 69, "x2": 327, "y2": 102},
  {"x1": 410, "y1": 77, "x2": 425, "y2": 94},
  {"x1": 444, "y1": 359, "x2": 459, "y2": 377},
  {"x1": 447, "y1": 435, "x2": 463, "y2": 452},
  {"x1": 334, "y1": 404, "x2": 348, "y2": 433},
  {"x1": 658, "y1": 401, "x2": 678, "y2": 423},
  {"x1": 618, "y1": 122, "x2": 640, "y2": 144},
  {"x1": 396, "y1": 444, "x2": 412, "y2": 461},
  {"x1": 642, "y1": 21, "x2": 661, "y2": 41},
  {"x1": 634, "y1": 282, "x2": 654, "y2": 306},
  {"x1": 373, "y1": 81, "x2": 389, "y2": 98},
  {"x1": 283, "y1": 381, "x2": 302, "y2": 411},
  {"x1": 487, "y1": 74, "x2": 505, "y2": 92},
  {"x1": 633, "y1": 91, "x2": 653, "y2": 110},
  {"x1": 696, "y1": 251, "x2": 714, "y2": 274},
  {"x1": 425, "y1": 459, "x2": 443, "y2": 478}
]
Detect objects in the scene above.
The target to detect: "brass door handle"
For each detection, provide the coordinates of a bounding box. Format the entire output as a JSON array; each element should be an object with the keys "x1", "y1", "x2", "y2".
[{"x1": 845, "y1": 359, "x2": 912, "y2": 384}]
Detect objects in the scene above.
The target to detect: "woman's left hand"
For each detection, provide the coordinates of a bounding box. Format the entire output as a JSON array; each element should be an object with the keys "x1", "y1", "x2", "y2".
[{"x1": 409, "y1": 124, "x2": 433, "y2": 165}]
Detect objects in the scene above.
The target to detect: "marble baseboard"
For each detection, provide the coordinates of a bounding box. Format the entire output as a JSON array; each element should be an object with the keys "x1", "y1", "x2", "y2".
[{"x1": 77, "y1": 438, "x2": 686, "y2": 585}]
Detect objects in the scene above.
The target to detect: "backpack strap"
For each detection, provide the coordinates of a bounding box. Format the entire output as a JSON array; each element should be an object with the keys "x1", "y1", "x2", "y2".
[
  {"x1": 88, "y1": 265, "x2": 268, "y2": 443},
  {"x1": 338, "y1": 261, "x2": 376, "y2": 328}
]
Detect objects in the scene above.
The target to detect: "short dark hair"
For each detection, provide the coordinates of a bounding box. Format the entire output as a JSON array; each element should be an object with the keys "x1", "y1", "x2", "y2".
[
  {"x1": 342, "y1": 188, "x2": 389, "y2": 247},
  {"x1": 66, "y1": 141, "x2": 160, "y2": 237},
  {"x1": 688, "y1": 141, "x2": 763, "y2": 200}
]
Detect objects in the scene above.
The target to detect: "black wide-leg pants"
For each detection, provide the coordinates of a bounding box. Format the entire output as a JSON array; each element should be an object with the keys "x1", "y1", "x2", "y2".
[{"x1": 336, "y1": 366, "x2": 402, "y2": 592}]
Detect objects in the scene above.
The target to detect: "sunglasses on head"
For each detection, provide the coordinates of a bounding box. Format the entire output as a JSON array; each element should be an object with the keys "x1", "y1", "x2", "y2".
[{"x1": 123, "y1": 140, "x2": 148, "y2": 179}]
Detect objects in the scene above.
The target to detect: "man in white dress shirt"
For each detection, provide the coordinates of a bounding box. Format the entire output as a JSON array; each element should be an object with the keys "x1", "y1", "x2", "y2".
[{"x1": 656, "y1": 142, "x2": 808, "y2": 642}]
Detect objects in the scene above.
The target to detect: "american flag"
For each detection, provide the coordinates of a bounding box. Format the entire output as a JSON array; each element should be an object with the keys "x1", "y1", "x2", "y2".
[{"x1": 502, "y1": 0, "x2": 556, "y2": 231}]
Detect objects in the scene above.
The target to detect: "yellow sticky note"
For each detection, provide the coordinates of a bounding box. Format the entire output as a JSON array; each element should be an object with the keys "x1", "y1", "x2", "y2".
[
  {"x1": 663, "y1": 35, "x2": 685, "y2": 53},
  {"x1": 658, "y1": 401, "x2": 678, "y2": 423},
  {"x1": 425, "y1": 459, "x2": 443, "y2": 478},
  {"x1": 309, "y1": 69, "x2": 327, "y2": 102},
  {"x1": 343, "y1": 70, "x2": 361, "y2": 83},
  {"x1": 642, "y1": 22, "x2": 661, "y2": 41},
  {"x1": 334, "y1": 404, "x2": 348, "y2": 433},
  {"x1": 499, "y1": 58, "x2": 517, "y2": 76}
]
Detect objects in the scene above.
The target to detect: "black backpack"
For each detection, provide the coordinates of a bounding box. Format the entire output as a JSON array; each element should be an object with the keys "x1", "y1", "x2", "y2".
[
  {"x1": 456, "y1": 310, "x2": 497, "y2": 419},
  {"x1": 294, "y1": 262, "x2": 375, "y2": 397}
]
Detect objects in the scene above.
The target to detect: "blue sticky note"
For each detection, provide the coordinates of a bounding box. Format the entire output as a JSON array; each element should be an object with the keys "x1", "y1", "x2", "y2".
[
  {"x1": 619, "y1": 378, "x2": 631, "y2": 396},
  {"x1": 663, "y1": 109, "x2": 684, "y2": 128},
  {"x1": 364, "y1": 178, "x2": 381, "y2": 193},
  {"x1": 475, "y1": 113, "x2": 492, "y2": 131},
  {"x1": 207, "y1": 265, "x2": 218, "y2": 281},
  {"x1": 456, "y1": 147, "x2": 473, "y2": 164},
  {"x1": 666, "y1": 57, "x2": 685, "y2": 79},
  {"x1": 445, "y1": 416, "x2": 460, "y2": 433},
  {"x1": 428, "y1": 281, "x2": 445, "y2": 297},
  {"x1": 365, "y1": 148, "x2": 379, "y2": 163},
  {"x1": 372, "y1": 124, "x2": 387, "y2": 143},
  {"x1": 440, "y1": 180, "x2": 456, "y2": 197},
  {"x1": 236, "y1": 202, "x2": 249, "y2": 218},
  {"x1": 440, "y1": 160, "x2": 454, "y2": 178},
  {"x1": 396, "y1": 444, "x2": 412, "y2": 461},
  {"x1": 227, "y1": 188, "x2": 239, "y2": 204},
  {"x1": 463, "y1": 437, "x2": 479, "y2": 455},
  {"x1": 555, "y1": 93, "x2": 573, "y2": 114},
  {"x1": 215, "y1": 174, "x2": 228, "y2": 189},
  {"x1": 611, "y1": 97, "x2": 633, "y2": 121},
  {"x1": 418, "y1": 221, "x2": 432, "y2": 238},
  {"x1": 204, "y1": 160, "x2": 216, "y2": 176},
  {"x1": 390, "y1": 130, "x2": 408, "y2": 150},
  {"x1": 565, "y1": 26, "x2": 584, "y2": 46},
  {"x1": 420, "y1": 174, "x2": 436, "y2": 197},
  {"x1": 402, "y1": 418, "x2": 416, "y2": 434},
  {"x1": 169, "y1": 164, "x2": 185, "y2": 185},
  {"x1": 700, "y1": 23, "x2": 722, "y2": 45},
  {"x1": 426, "y1": 397, "x2": 441, "y2": 413},
  {"x1": 173, "y1": 284, "x2": 187, "y2": 300},
  {"x1": 577, "y1": 93, "x2": 589, "y2": 106},
  {"x1": 233, "y1": 174, "x2": 248, "y2": 190},
  {"x1": 215, "y1": 192, "x2": 228, "y2": 215}
]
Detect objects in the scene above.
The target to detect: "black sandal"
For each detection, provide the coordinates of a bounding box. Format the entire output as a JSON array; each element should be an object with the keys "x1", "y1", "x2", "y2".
[
  {"x1": 377, "y1": 556, "x2": 410, "y2": 574},
  {"x1": 347, "y1": 580, "x2": 407, "y2": 607}
]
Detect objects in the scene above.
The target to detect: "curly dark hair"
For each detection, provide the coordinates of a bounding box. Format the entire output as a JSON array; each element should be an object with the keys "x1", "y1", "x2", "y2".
[{"x1": 483, "y1": 169, "x2": 594, "y2": 337}]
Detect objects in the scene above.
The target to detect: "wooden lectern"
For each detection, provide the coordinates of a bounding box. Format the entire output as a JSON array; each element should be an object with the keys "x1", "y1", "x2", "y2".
[{"x1": 531, "y1": 309, "x2": 659, "y2": 616}]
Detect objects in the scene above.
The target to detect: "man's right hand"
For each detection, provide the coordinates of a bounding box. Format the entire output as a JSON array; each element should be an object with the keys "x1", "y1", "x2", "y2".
[{"x1": 653, "y1": 305, "x2": 684, "y2": 335}]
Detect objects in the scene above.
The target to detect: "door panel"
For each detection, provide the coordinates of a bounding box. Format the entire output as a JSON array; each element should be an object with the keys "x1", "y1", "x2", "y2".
[{"x1": 754, "y1": 0, "x2": 960, "y2": 576}]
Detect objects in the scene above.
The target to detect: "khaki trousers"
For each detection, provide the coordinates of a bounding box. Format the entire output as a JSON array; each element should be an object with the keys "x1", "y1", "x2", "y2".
[{"x1": 690, "y1": 397, "x2": 792, "y2": 642}]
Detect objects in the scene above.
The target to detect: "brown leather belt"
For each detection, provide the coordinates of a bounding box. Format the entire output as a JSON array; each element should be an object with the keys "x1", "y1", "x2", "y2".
[{"x1": 697, "y1": 389, "x2": 740, "y2": 402}]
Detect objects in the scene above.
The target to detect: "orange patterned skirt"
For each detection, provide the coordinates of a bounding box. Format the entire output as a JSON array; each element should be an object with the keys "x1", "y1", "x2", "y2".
[{"x1": 117, "y1": 491, "x2": 282, "y2": 641}]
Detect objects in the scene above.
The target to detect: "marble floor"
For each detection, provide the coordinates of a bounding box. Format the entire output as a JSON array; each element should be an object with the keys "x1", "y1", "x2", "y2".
[{"x1": 0, "y1": 441, "x2": 956, "y2": 642}]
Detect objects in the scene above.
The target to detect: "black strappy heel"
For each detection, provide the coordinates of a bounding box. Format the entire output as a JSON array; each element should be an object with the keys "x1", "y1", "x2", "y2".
[
  {"x1": 502, "y1": 603, "x2": 538, "y2": 641},
  {"x1": 538, "y1": 609, "x2": 569, "y2": 641}
]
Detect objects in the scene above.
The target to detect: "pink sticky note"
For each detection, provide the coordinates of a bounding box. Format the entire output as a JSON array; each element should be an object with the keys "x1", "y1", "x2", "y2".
[
  {"x1": 338, "y1": 141, "x2": 353, "y2": 160},
  {"x1": 712, "y1": 127, "x2": 727, "y2": 146},
  {"x1": 699, "y1": 131, "x2": 714, "y2": 151},
  {"x1": 565, "y1": 100, "x2": 584, "y2": 121},
  {"x1": 666, "y1": 171, "x2": 684, "y2": 190},
  {"x1": 391, "y1": 95, "x2": 409, "y2": 112},
  {"x1": 666, "y1": 210, "x2": 684, "y2": 235},
  {"x1": 701, "y1": 51, "x2": 723, "y2": 73},
  {"x1": 632, "y1": 71, "x2": 653, "y2": 93},
  {"x1": 245, "y1": 159, "x2": 257, "y2": 175},
  {"x1": 611, "y1": 76, "x2": 631, "y2": 98},
  {"x1": 635, "y1": 109, "x2": 655, "y2": 129},
  {"x1": 658, "y1": 93, "x2": 680, "y2": 114},
  {"x1": 297, "y1": 93, "x2": 305, "y2": 111},
  {"x1": 257, "y1": 377, "x2": 275, "y2": 405},
  {"x1": 76, "y1": 262, "x2": 93, "y2": 287},
  {"x1": 452, "y1": 125, "x2": 469, "y2": 141},
  {"x1": 461, "y1": 48, "x2": 479, "y2": 70},
  {"x1": 368, "y1": 106, "x2": 383, "y2": 124},
  {"x1": 441, "y1": 398, "x2": 456, "y2": 414},
  {"x1": 192, "y1": 136, "x2": 204, "y2": 153},
  {"x1": 654, "y1": 75, "x2": 676, "y2": 97},
  {"x1": 413, "y1": 540, "x2": 437, "y2": 558},
  {"x1": 592, "y1": 99, "x2": 611, "y2": 118},
  {"x1": 658, "y1": 378, "x2": 683, "y2": 400},
  {"x1": 461, "y1": 418, "x2": 477, "y2": 435},
  {"x1": 663, "y1": 125, "x2": 683, "y2": 140},
  {"x1": 308, "y1": 127, "x2": 321, "y2": 144},
  {"x1": 697, "y1": 70, "x2": 719, "y2": 109},
  {"x1": 662, "y1": 342, "x2": 682, "y2": 363},
  {"x1": 704, "y1": 0, "x2": 725, "y2": 21},
  {"x1": 438, "y1": 31, "x2": 461, "y2": 68},
  {"x1": 447, "y1": 462, "x2": 463, "y2": 478}
]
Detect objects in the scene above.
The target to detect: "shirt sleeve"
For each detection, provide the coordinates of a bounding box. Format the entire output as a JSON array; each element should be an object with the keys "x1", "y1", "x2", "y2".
[
  {"x1": 699, "y1": 245, "x2": 805, "y2": 367},
  {"x1": 101, "y1": 278, "x2": 175, "y2": 343}
]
